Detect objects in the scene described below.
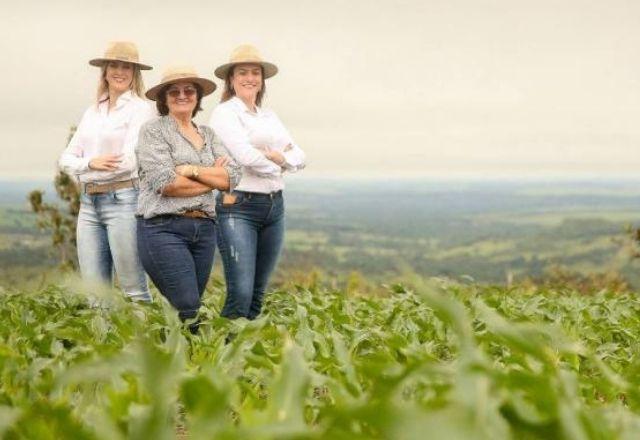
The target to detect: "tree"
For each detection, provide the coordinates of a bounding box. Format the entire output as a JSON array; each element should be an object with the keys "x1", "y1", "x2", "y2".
[
  {"x1": 28, "y1": 128, "x2": 80, "y2": 270},
  {"x1": 629, "y1": 226, "x2": 640, "y2": 259}
]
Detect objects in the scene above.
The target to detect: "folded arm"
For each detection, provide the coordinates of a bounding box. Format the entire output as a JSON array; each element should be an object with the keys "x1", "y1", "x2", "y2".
[
  {"x1": 175, "y1": 159, "x2": 231, "y2": 192},
  {"x1": 136, "y1": 122, "x2": 212, "y2": 198},
  {"x1": 175, "y1": 135, "x2": 243, "y2": 191},
  {"x1": 271, "y1": 113, "x2": 306, "y2": 172},
  {"x1": 161, "y1": 175, "x2": 213, "y2": 197},
  {"x1": 209, "y1": 106, "x2": 282, "y2": 176}
]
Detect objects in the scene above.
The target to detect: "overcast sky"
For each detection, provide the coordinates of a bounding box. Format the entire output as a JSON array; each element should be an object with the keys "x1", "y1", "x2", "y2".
[{"x1": 2, "y1": 0, "x2": 639, "y2": 180}]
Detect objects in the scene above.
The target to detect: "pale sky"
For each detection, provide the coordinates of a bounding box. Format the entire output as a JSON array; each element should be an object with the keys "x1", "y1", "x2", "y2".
[{"x1": 2, "y1": 0, "x2": 639, "y2": 179}]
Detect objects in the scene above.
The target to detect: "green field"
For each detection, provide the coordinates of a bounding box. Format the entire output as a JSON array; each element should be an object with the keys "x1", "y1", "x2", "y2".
[
  {"x1": 2, "y1": 281, "x2": 640, "y2": 439},
  {"x1": 2, "y1": 180, "x2": 640, "y2": 438}
]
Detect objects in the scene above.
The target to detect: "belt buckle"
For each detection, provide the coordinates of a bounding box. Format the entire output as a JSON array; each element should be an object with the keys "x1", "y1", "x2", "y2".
[
  {"x1": 84, "y1": 183, "x2": 97, "y2": 194},
  {"x1": 183, "y1": 210, "x2": 208, "y2": 219}
]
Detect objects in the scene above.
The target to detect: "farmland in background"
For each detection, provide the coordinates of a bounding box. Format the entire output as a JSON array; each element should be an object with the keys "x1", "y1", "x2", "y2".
[{"x1": 3, "y1": 178, "x2": 639, "y2": 289}]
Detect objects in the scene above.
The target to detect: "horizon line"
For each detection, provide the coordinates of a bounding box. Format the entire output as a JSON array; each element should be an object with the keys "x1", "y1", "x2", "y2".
[{"x1": 3, "y1": 173, "x2": 640, "y2": 184}]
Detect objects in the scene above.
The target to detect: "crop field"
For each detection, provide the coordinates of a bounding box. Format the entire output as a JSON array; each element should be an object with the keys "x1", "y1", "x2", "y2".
[
  {"x1": 4, "y1": 178, "x2": 640, "y2": 289},
  {"x1": 1, "y1": 281, "x2": 640, "y2": 439}
]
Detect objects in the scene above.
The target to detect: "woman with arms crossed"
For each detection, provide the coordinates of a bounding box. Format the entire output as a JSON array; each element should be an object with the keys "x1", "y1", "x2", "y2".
[
  {"x1": 59, "y1": 41, "x2": 153, "y2": 301},
  {"x1": 136, "y1": 66, "x2": 241, "y2": 332},
  {"x1": 209, "y1": 45, "x2": 306, "y2": 320}
]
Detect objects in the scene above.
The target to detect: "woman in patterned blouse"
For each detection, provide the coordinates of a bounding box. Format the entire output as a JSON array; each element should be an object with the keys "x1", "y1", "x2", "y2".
[{"x1": 135, "y1": 66, "x2": 241, "y2": 333}]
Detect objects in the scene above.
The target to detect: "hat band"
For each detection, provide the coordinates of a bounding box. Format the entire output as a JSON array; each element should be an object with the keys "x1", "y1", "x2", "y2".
[
  {"x1": 230, "y1": 57, "x2": 264, "y2": 64},
  {"x1": 103, "y1": 53, "x2": 139, "y2": 62},
  {"x1": 161, "y1": 73, "x2": 200, "y2": 83}
]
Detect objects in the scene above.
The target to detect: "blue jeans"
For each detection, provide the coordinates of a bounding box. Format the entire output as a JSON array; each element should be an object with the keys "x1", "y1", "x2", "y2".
[
  {"x1": 136, "y1": 216, "x2": 216, "y2": 322},
  {"x1": 77, "y1": 187, "x2": 151, "y2": 301},
  {"x1": 216, "y1": 191, "x2": 285, "y2": 320}
]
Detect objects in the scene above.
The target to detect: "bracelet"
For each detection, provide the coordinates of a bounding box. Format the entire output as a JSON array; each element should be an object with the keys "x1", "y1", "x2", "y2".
[{"x1": 191, "y1": 165, "x2": 199, "y2": 178}]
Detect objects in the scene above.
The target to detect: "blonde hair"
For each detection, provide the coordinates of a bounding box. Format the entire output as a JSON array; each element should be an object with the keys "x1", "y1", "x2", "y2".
[
  {"x1": 220, "y1": 65, "x2": 266, "y2": 107},
  {"x1": 96, "y1": 62, "x2": 145, "y2": 103}
]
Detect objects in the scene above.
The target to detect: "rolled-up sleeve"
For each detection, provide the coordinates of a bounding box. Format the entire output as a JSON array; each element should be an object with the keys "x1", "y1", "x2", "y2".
[
  {"x1": 136, "y1": 121, "x2": 176, "y2": 194},
  {"x1": 211, "y1": 134, "x2": 242, "y2": 191},
  {"x1": 281, "y1": 143, "x2": 306, "y2": 173},
  {"x1": 272, "y1": 113, "x2": 306, "y2": 173}
]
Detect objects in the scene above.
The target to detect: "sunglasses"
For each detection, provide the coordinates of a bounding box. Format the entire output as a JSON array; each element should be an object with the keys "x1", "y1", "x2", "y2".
[{"x1": 166, "y1": 87, "x2": 197, "y2": 98}]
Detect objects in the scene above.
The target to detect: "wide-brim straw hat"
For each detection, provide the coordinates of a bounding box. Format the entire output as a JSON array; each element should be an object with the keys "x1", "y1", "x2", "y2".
[
  {"x1": 145, "y1": 65, "x2": 217, "y2": 101},
  {"x1": 89, "y1": 41, "x2": 152, "y2": 70},
  {"x1": 214, "y1": 44, "x2": 278, "y2": 80}
]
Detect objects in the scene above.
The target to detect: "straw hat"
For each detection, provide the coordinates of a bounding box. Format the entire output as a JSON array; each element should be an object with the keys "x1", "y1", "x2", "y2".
[
  {"x1": 89, "y1": 41, "x2": 152, "y2": 70},
  {"x1": 214, "y1": 44, "x2": 278, "y2": 79},
  {"x1": 145, "y1": 65, "x2": 217, "y2": 101}
]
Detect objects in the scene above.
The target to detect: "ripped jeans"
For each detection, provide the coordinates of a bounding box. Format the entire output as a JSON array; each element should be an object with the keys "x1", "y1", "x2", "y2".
[{"x1": 215, "y1": 190, "x2": 285, "y2": 320}]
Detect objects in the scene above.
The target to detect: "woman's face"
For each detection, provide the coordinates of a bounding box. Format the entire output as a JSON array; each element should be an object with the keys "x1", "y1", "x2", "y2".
[
  {"x1": 231, "y1": 63, "x2": 262, "y2": 103},
  {"x1": 166, "y1": 81, "x2": 198, "y2": 117},
  {"x1": 105, "y1": 61, "x2": 134, "y2": 94}
]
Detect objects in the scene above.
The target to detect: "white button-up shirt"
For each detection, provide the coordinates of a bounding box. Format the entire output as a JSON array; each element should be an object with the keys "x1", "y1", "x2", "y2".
[
  {"x1": 209, "y1": 96, "x2": 305, "y2": 193},
  {"x1": 59, "y1": 91, "x2": 154, "y2": 183}
]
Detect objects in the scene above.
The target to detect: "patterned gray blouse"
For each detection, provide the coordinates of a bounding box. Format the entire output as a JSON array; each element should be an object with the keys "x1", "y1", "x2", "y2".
[{"x1": 135, "y1": 115, "x2": 242, "y2": 219}]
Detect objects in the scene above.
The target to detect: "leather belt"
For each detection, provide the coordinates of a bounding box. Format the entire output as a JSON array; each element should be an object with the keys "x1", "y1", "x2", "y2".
[
  {"x1": 83, "y1": 179, "x2": 138, "y2": 195},
  {"x1": 238, "y1": 190, "x2": 283, "y2": 200},
  {"x1": 180, "y1": 210, "x2": 210, "y2": 219}
]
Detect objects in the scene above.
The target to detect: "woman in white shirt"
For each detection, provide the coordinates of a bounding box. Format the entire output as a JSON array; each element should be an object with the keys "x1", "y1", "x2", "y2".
[
  {"x1": 209, "y1": 45, "x2": 305, "y2": 320},
  {"x1": 58, "y1": 41, "x2": 153, "y2": 301}
]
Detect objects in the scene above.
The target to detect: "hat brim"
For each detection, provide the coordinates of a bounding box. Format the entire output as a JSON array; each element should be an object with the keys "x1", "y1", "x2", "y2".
[
  {"x1": 145, "y1": 77, "x2": 217, "y2": 101},
  {"x1": 89, "y1": 58, "x2": 153, "y2": 70},
  {"x1": 214, "y1": 61, "x2": 278, "y2": 80}
]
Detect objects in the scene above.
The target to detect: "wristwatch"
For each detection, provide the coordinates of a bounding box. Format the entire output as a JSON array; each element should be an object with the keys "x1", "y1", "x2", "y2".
[{"x1": 192, "y1": 166, "x2": 200, "y2": 178}]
